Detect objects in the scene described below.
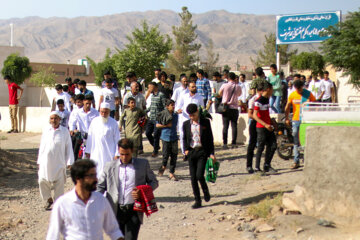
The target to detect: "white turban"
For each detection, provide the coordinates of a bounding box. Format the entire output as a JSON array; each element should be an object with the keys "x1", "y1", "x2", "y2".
[
  {"x1": 100, "y1": 102, "x2": 110, "y2": 109},
  {"x1": 49, "y1": 111, "x2": 61, "y2": 118}
]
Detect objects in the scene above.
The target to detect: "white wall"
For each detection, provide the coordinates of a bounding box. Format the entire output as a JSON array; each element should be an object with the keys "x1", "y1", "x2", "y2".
[
  {"x1": 0, "y1": 106, "x2": 51, "y2": 132},
  {"x1": 336, "y1": 72, "x2": 360, "y2": 104}
]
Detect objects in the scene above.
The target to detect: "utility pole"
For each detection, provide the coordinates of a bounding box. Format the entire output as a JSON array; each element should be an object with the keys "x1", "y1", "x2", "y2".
[{"x1": 10, "y1": 23, "x2": 14, "y2": 47}]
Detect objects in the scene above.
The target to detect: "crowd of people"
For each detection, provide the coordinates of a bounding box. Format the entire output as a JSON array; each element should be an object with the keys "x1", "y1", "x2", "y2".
[{"x1": 3, "y1": 63, "x2": 335, "y2": 240}]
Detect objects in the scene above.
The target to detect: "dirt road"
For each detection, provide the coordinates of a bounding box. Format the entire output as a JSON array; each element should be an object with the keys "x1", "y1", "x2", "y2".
[{"x1": 0, "y1": 132, "x2": 357, "y2": 240}]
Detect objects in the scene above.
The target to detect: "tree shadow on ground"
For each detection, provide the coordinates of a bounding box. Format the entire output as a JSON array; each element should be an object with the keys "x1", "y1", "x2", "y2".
[{"x1": 204, "y1": 190, "x2": 293, "y2": 207}]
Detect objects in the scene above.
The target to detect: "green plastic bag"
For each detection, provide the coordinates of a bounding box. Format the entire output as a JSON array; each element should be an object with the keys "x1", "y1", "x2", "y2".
[{"x1": 205, "y1": 158, "x2": 220, "y2": 183}]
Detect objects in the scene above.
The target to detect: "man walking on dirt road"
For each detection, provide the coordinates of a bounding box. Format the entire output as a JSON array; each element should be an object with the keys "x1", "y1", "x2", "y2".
[{"x1": 37, "y1": 111, "x2": 74, "y2": 210}]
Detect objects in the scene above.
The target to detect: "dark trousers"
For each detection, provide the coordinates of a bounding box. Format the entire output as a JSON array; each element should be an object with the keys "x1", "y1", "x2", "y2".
[
  {"x1": 255, "y1": 128, "x2": 277, "y2": 169},
  {"x1": 222, "y1": 108, "x2": 239, "y2": 145},
  {"x1": 110, "y1": 110, "x2": 116, "y2": 118},
  {"x1": 203, "y1": 98, "x2": 208, "y2": 106},
  {"x1": 71, "y1": 133, "x2": 82, "y2": 161},
  {"x1": 322, "y1": 98, "x2": 332, "y2": 103},
  {"x1": 188, "y1": 148, "x2": 209, "y2": 203},
  {"x1": 145, "y1": 120, "x2": 161, "y2": 153},
  {"x1": 117, "y1": 205, "x2": 141, "y2": 240},
  {"x1": 138, "y1": 134, "x2": 143, "y2": 151},
  {"x1": 162, "y1": 140, "x2": 178, "y2": 173},
  {"x1": 246, "y1": 119, "x2": 257, "y2": 168}
]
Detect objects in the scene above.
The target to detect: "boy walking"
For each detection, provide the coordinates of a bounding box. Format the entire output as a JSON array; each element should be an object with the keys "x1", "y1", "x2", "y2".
[
  {"x1": 253, "y1": 82, "x2": 277, "y2": 173},
  {"x1": 4, "y1": 75, "x2": 23, "y2": 133},
  {"x1": 56, "y1": 99, "x2": 70, "y2": 128},
  {"x1": 156, "y1": 99, "x2": 179, "y2": 181},
  {"x1": 120, "y1": 97, "x2": 146, "y2": 157}
]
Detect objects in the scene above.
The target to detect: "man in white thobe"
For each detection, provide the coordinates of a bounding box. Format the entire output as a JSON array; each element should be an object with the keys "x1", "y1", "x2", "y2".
[
  {"x1": 85, "y1": 102, "x2": 120, "y2": 178},
  {"x1": 175, "y1": 81, "x2": 204, "y2": 157},
  {"x1": 37, "y1": 111, "x2": 74, "y2": 210},
  {"x1": 171, "y1": 74, "x2": 189, "y2": 111}
]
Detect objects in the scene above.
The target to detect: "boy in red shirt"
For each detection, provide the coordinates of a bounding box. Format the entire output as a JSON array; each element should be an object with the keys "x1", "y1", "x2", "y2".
[
  {"x1": 4, "y1": 75, "x2": 23, "y2": 133},
  {"x1": 253, "y1": 82, "x2": 277, "y2": 173}
]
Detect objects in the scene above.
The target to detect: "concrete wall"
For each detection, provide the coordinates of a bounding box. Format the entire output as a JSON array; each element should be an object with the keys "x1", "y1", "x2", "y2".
[
  {"x1": 283, "y1": 126, "x2": 360, "y2": 226},
  {"x1": 0, "y1": 106, "x2": 51, "y2": 132},
  {"x1": 336, "y1": 72, "x2": 360, "y2": 104}
]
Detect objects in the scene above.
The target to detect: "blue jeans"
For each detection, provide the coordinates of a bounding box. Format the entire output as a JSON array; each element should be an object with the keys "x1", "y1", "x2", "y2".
[
  {"x1": 270, "y1": 96, "x2": 281, "y2": 113},
  {"x1": 292, "y1": 121, "x2": 301, "y2": 163}
]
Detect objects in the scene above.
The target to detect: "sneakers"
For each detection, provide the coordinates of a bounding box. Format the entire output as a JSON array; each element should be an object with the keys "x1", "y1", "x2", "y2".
[
  {"x1": 291, "y1": 163, "x2": 300, "y2": 169},
  {"x1": 191, "y1": 201, "x2": 202, "y2": 209},
  {"x1": 247, "y1": 167, "x2": 254, "y2": 174},
  {"x1": 151, "y1": 152, "x2": 158, "y2": 158},
  {"x1": 13, "y1": 130, "x2": 18, "y2": 133},
  {"x1": 7, "y1": 129, "x2": 13, "y2": 133}
]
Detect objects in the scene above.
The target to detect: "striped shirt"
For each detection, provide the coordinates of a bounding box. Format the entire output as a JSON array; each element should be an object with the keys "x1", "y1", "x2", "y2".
[{"x1": 147, "y1": 91, "x2": 166, "y2": 120}]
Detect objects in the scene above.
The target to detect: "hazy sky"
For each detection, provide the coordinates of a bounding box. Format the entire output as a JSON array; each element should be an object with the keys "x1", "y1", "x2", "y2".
[{"x1": 1, "y1": 0, "x2": 359, "y2": 19}]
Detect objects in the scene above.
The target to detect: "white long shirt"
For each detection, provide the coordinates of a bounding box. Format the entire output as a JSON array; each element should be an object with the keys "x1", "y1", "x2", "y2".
[
  {"x1": 46, "y1": 188, "x2": 124, "y2": 240},
  {"x1": 37, "y1": 125, "x2": 74, "y2": 181},
  {"x1": 118, "y1": 162, "x2": 136, "y2": 205},
  {"x1": 176, "y1": 92, "x2": 204, "y2": 121},
  {"x1": 69, "y1": 108, "x2": 99, "y2": 133},
  {"x1": 85, "y1": 117, "x2": 120, "y2": 178},
  {"x1": 171, "y1": 86, "x2": 189, "y2": 110},
  {"x1": 238, "y1": 81, "x2": 250, "y2": 103}
]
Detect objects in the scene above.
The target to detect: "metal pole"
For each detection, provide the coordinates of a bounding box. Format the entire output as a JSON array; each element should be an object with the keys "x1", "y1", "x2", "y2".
[
  {"x1": 276, "y1": 43, "x2": 280, "y2": 71},
  {"x1": 10, "y1": 23, "x2": 13, "y2": 47}
]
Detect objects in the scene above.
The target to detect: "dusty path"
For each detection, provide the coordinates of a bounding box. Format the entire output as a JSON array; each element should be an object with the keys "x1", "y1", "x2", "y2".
[{"x1": 0, "y1": 132, "x2": 357, "y2": 240}]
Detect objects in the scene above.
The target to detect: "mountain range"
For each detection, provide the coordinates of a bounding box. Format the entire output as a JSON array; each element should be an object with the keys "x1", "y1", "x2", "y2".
[{"x1": 0, "y1": 10, "x2": 318, "y2": 69}]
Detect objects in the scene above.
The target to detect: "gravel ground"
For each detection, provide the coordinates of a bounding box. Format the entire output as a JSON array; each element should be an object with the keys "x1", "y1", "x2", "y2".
[{"x1": 0, "y1": 132, "x2": 358, "y2": 240}]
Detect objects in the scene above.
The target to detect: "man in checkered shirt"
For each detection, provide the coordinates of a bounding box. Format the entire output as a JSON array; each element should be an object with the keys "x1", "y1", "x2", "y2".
[{"x1": 196, "y1": 69, "x2": 212, "y2": 106}]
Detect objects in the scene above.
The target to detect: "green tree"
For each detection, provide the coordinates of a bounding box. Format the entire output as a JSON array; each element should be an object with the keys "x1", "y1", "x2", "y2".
[
  {"x1": 86, "y1": 48, "x2": 117, "y2": 86},
  {"x1": 290, "y1": 52, "x2": 325, "y2": 76},
  {"x1": 2, "y1": 53, "x2": 32, "y2": 85},
  {"x1": 113, "y1": 21, "x2": 172, "y2": 84},
  {"x1": 223, "y1": 64, "x2": 231, "y2": 71},
  {"x1": 321, "y1": 10, "x2": 360, "y2": 88},
  {"x1": 251, "y1": 33, "x2": 297, "y2": 67},
  {"x1": 167, "y1": 6, "x2": 201, "y2": 75},
  {"x1": 30, "y1": 66, "x2": 57, "y2": 107},
  {"x1": 203, "y1": 39, "x2": 219, "y2": 76}
]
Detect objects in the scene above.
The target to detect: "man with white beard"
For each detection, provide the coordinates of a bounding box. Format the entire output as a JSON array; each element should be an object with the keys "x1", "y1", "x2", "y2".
[
  {"x1": 38, "y1": 111, "x2": 74, "y2": 210},
  {"x1": 85, "y1": 102, "x2": 121, "y2": 178},
  {"x1": 175, "y1": 81, "x2": 204, "y2": 160}
]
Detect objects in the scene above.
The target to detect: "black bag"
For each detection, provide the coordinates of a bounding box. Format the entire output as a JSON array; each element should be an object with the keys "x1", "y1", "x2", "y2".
[
  {"x1": 217, "y1": 84, "x2": 237, "y2": 114},
  {"x1": 217, "y1": 102, "x2": 228, "y2": 113}
]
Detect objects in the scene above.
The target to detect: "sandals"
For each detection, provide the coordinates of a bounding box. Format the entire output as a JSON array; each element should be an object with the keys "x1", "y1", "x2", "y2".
[
  {"x1": 168, "y1": 174, "x2": 178, "y2": 181},
  {"x1": 158, "y1": 166, "x2": 166, "y2": 176}
]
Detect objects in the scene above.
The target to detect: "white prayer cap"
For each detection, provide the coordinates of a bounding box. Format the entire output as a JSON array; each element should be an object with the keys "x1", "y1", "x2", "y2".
[
  {"x1": 49, "y1": 111, "x2": 61, "y2": 118},
  {"x1": 100, "y1": 102, "x2": 110, "y2": 109}
]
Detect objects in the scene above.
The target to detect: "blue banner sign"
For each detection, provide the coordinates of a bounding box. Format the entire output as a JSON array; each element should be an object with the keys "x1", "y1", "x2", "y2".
[{"x1": 276, "y1": 11, "x2": 341, "y2": 44}]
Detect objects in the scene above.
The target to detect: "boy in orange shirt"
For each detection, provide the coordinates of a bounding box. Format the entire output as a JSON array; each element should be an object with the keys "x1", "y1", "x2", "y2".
[{"x1": 285, "y1": 80, "x2": 316, "y2": 169}]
